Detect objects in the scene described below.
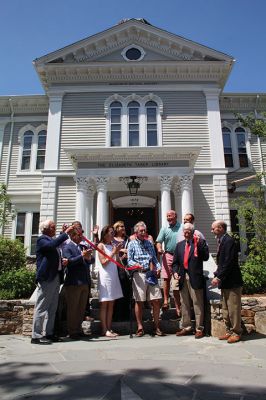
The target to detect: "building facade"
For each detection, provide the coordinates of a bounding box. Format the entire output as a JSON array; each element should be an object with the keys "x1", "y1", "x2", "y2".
[{"x1": 0, "y1": 19, "x2": 265, "y2": 255}]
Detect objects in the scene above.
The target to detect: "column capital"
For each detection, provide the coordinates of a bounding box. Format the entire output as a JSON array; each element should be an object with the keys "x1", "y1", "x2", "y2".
[
  {"x1": 172, "y1": 180, "x2": 182, "y2": 196},
  {"x1": 159, "y1": 175, "x2": 173, "y2": 191},
  {"x1": 96, "y1": 176, "x2": 110, "y2": 191},
  {"x1": 74, "y1": 176, "x2": 89, "y2": 191},
  {"x1": 180, "y1": 175, "x2": 193, "y2": 190},
  {"x1": 87, "y1": 184, "x2": 95, "y2": 198},
  {"x1": 203, "y1": 88, "x2": 221, "y2": 99}
]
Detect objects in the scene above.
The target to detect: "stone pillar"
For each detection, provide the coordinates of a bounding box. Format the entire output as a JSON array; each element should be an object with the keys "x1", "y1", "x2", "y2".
[
  {"x1": 173, "y1": 180, "x2": 182, "y2": 222},
  {"x1": 180, "y1": 175, "x2": 194, "y2": 219},
  {"x1": 86, "y1": 183, "x2": 95, "y2": 238},
  {"x1": 44, "y1": 92, "x2": 64, "y2": 170},
  {"x1": 75, "y1": 177, "x2": 88, "y2": 228},
  {"x1": 96, "y1": 177, "x2": 109, "y2": 230},
  {"x1": 204, "y1": 89, "x2": 225, "y2": 169},
  {"x1": 159, "y1": 176, "x2": 173, "y2": 226},
  {"x1": 213, "y1": 174, "x2": 231, "y2": 229}
]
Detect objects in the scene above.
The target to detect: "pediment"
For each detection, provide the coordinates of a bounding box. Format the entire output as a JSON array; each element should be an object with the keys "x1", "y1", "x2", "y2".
[{"x1": 35, "y1": 19, "x2": 233, "y2": 66}]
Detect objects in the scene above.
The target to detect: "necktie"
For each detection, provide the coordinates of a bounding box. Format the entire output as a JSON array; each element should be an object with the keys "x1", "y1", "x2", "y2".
[
  {"x1": 217, "y1": 238, "x2": 221, "y2": 254},
  {"x1": 183, "y1": 241, "x2": 190, "y2": 270}
]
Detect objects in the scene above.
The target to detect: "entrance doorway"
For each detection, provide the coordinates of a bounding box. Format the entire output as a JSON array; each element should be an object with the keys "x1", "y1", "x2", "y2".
[{"x1": 112, "y1": 207, "x2": 158, "y2": 240}]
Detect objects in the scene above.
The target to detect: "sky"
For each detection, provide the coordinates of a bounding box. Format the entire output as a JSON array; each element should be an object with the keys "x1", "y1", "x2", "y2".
[{"x1": 1, "y1": 0, "x2": 266, "y2": 96}]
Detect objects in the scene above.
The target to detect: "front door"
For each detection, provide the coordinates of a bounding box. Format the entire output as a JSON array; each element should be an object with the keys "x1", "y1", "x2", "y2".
[{"x1": 112, "y1": 207, "x2": 158, "y2": 240}]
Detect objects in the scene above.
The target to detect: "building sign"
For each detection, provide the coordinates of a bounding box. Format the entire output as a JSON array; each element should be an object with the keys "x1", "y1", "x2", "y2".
[{"x1": 78, "y1": 160, "x2": 189, "y2": 169}]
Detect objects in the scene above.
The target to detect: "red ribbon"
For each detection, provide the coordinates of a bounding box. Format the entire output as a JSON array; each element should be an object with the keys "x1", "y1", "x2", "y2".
[{"x1": 81, "y1": 235, "x2": 141, "y2": 271}]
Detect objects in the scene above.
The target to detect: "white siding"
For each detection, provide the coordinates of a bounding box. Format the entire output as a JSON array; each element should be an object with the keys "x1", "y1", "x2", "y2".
[{"x1": 60, "y1": 91, "x2": 209, "y2": 169}]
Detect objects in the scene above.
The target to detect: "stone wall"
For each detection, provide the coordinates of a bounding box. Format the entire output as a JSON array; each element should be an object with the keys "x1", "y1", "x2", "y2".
[
  {"x1": 1, "y1": 298, "x2": 266, "y2": 336},
  {"x1": 211, "y1": 297, "x2": 266, "y2": 337}
]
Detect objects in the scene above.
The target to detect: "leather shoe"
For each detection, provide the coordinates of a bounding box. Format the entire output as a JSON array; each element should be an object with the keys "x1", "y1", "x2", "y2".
[
  {"x1": 46, "y1": 335, "x2": 60, "y2": 342},
  {"x1": 176, "y1": 329, "x2": 192, "y2": 336},
  {"x1": 195, "y1": 330, "x2": 204, "y2": 339},
  {"x1": 227, "y1": 335, "x2": 241, "y2": 344},
  {"x1": 218, "y1": 333, "x2": 231, "y2": 340},
  {"x1": 69, "y1": 334, "x2": 81, "y2": 341},
  {"x1": 31, "y1": 337, "x2": 52, "y2": 345},
  {"x1": 153, "y1": 328, "x2": 166, "y2": 337}
]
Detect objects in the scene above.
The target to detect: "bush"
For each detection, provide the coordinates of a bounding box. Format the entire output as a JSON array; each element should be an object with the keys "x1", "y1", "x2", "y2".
[
  {"x1": 241, "y1": 258, "x2": 266, "y2": 294},
  {"x1": 0, "y1": 268, "x2": 36, "y2": 300},
  {"x1": 0, "y1": 237, "x2": 27, "y2": 274}
]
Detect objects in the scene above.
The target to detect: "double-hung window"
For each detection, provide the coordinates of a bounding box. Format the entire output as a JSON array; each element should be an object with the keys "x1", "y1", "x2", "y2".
[
  {"x1": 222, "y1": 127, "x2": 233, "y2": 167},
  {"x1": 222, "y1": 125, "x2": 249, "y2": 169},
  {"x1": 15, "y1": 211, "x2": 40, "y2": 256},
  {"x1": 128, "y1": 101, "x2": 140, "y2": 146},
  {"x1": 19, "y1": 126, "x2": 47, "y2": 172}
]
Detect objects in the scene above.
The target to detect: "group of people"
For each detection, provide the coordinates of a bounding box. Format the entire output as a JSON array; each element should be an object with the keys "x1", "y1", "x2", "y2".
[{"x1": 31, "y1": 210, "x2": 243, "y2": 345}]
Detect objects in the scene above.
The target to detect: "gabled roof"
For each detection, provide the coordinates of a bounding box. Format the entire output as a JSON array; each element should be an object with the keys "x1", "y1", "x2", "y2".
[{"x1": 34, "y1": 18, "x2": 235, "y2": 91}]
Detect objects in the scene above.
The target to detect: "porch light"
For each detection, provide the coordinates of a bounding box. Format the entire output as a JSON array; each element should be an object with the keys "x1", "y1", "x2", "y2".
[{"x1": 127, "y1": 176, "x2": 140, "y2": 196}]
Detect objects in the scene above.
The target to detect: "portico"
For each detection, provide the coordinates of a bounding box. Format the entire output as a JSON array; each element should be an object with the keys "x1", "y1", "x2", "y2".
[{"x1": 66, "y1": 146, "x2": 200, "y2": 232}]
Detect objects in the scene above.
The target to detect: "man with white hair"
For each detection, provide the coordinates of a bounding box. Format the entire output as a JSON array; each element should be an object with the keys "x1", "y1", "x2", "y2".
[
  {"x1": 31, "y1": 220, "x2": 74, "y2": 344},
  {"x1": 172, "y1": 222, "x2": 209, "y2": 339},
  {"x1": 127, "y1": 221, "x2": 164, "y2": 337}
]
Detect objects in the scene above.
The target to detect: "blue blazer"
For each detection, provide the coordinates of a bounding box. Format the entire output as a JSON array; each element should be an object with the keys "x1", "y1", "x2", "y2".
[
  {"x1": 62, "y1": 241, "x2": 94, "y2": 286},
  {"x1": 36, "y1": 232, "x2": 68, "y2": 283},
  {"x1": 172, "y1": 238, "x2": 209, "y2": 290}
]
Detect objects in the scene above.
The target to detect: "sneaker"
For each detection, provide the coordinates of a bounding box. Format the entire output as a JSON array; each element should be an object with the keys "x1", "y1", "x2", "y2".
[{"x1": 31, "y1": 337, "x2": 52, "y2": 345}]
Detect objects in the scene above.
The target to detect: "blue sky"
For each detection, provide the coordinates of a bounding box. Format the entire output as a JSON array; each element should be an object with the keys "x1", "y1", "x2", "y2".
[{"x1": 1, "y1": 0, "x2": 266, "y2": 95}]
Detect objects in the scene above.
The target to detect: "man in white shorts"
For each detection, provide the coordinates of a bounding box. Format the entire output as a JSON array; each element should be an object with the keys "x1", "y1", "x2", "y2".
[{"x1": 127, "y1": 221, "x2": 164, "y2": 337}]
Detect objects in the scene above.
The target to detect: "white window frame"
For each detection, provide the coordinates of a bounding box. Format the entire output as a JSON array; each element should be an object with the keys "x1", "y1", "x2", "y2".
[
  {"x1": 104, "y1": 94, "x2": 163, "y2": 148},
  {"x1": 17, "y1": 124, "x2": 47, "y2": 173},
  {"x1": 12, "y1": 205, "x2": 40, "y2": 256},
  {"x1": 221, "y1": 122, "x2": 251, "y2": 171}
]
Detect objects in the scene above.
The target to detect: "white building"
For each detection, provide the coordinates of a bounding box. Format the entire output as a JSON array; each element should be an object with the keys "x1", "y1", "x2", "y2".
[{"x1": 0, "y1": 18, "x2": 265, "y2": 255}]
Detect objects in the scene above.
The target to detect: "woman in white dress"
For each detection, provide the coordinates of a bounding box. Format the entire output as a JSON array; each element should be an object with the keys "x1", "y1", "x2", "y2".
[{"x1": 98, "y1": 225, "x2": 123, "y2": 337}]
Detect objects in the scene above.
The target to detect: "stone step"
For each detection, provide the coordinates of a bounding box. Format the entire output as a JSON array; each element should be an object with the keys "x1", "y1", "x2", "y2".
[
  {"x1": 82, "y1": 319, "x2": 181, "y2": 336},
  {"x1": 89, "y1": 307, "x2": 179, "y2": 321}
]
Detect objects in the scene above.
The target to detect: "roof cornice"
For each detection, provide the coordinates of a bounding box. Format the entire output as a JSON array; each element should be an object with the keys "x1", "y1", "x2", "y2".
[{"x1": 0, "y1": 95, "x2": 48, "y2": 115}]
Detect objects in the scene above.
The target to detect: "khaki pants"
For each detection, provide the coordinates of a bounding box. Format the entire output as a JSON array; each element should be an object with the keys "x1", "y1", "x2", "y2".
[
  {"x1": 65, "y1": 285, "x2": 89, "y2": 335},
  {"x1": 221, "y1": 287, "x2": 242, "y2": 336},
  {"x1": 180, "y1": 274, "x2": 204, "y2": 331}
]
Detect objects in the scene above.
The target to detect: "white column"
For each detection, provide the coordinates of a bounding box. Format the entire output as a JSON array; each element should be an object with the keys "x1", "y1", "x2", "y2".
[
  {"x1": 96, "y1": 177, "x2": 109, "y2": 230},
  {"x1": 86, "y1": 183, "x2": 95, "y2": 239},
  {"x1": 173, "y1": 180, "x2": 182, "y2": 222},
  {"x1": 75, "y1": 177, "x2": 88, "y2": 228},
  {"x1": 44, "y1": 92, "x2": 64, "y2": 170},
  {"x1": 180, "y1": 175, "x2": 194, "y2": 219},
  {"x1": 159, "y1": 176, "x2": 173, "y2": 226},
  {"x1": 204, "y1": 89, "x2": 225, "y2": 169}
]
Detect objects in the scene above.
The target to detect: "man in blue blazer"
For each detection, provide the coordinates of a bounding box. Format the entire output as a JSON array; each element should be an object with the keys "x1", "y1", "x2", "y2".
[
  {"x1": 63, "y1": 229, "x2": 94, "y2": 340},
  {"x1": 172, "y1": 223, "x2": 209, "y2": 339},
  {"x1": 31, "y1": 220, "x2": 74, "y2": 344},
  {"x1": 211, "y1": 220, "x2": 243, "y2": 343}
]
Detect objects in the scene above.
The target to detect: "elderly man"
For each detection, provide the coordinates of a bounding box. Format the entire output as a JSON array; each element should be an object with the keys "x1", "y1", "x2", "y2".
[
  {"x1": 156, "y1": 210, "x2": 182, "y2": 316},
  {"x1": 63, "y1": 229, "x2": 94, "y2": 340},
  {"x1": 173, "y1": 222, "x2": 209, "y2": 338},
  {"x1": 211, "y1": 220, "x2": 243, "y2": 343},
  {"x1": 31, "y1": 220, "x2": 74, "y2": 344},
  {"x1": 127, "y1": 221, "x2": 164, "y2": 337}
]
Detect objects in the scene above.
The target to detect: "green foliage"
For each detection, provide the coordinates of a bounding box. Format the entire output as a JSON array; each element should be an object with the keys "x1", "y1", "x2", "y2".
[
  {"x1": 0, "y1": 184, "x2": 16, "y2": 230},
  {"x1": 241, "y1": 259, "x2": 266, "y2": 294},
  {"x1": 0, "y1": 237, "x2": 27, "y2": 274},
  {"x1": 0, "y1": 268, "x2": 36, "y2": 300},
  {"x1": 236, "y1": 112, "x2": 266, "y2": 138}
]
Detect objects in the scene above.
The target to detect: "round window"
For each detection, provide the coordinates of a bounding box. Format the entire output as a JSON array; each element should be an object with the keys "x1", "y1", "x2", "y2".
[{"x1": 125, "y1": 47, "x2": 142, "y2": 60}]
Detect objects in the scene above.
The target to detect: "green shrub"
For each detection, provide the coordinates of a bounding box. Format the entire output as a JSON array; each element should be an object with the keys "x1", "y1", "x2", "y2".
[
  {"x1": 0, "y1": 237, "x2": 27, "y2": 274},
  {"x1": 241, "y1": 258, "x2": 266, "y2": 294},
  {"x1": 0, "y1": 268, "x2": 36, "y2": 300}
]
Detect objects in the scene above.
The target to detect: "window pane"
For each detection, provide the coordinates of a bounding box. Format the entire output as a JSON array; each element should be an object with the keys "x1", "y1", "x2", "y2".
[
  {"x1": 36, "y1": 131, "x2": 47, "y2": 170},
  {"x1": 111, "y1": 132, "x2": 121, "y2": 146},
  {"x1": 110, "y1": 101, "x2": 122, "y2": 108},
  {"x1": 21, "y1": 156, "x2": 31, "y2": 170},
  {"x1": 111, "y1": 124, "x2": 121, "y2": 131},
  {"x1": 21, "y1": 131, "x2": 33, "y2": 170},
  {"x1": 32, "y1": 213, "x2": 40, "y2": 234},
  {"x1": 111, "y1": 114, "x2": 121, "y2": 123},
  {"x1": 224, "y1": 154, "x2": 234, "y2": 168},
  {"x1": 30, "y1": 236, "x2": 38, "y2": 255},
  {"x1": 128, "y1": 101, "x2": 140, "y2": 108},
  {"x1": 145, "y1": 101, "x2": 157, "y2": 107},
  {"x1": 147, "y1": 131, "x2": 158, "y2": 146},
  {"x1": 237, "y1": 133, "x2": 248, "y2": 167},
  {"x1": 147, "y1": 108, "x2": 156, "y2": 122},
  {"x1": 16, "y1": 213, "x2": 26, "y2": 235},
  {"x1": 129, "y1": 132, "x2": 139, "y2": 146},
  {"x1": 222, "y1": 133, "x2": 233, "y2": 168}
]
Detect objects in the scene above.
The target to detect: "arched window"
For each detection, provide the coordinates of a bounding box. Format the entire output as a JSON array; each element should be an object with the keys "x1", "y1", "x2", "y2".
[
  {"x1": 110, "y1": 101, "x2": 122, "y2": 147},
  {"x1": 235, "y1": 127, "x2": 248, "y2": 167},
  {"x1": 128, "y1": 101, "x2": 140, "y2": 146},
  {"x1": 146, "y1": 101, "x2": 158, "y2": 146},
  {"x1": 222, "y1": 127, "x2": 233, "y2": 167},
  {"x1": 36, "y1": 130, "x2": 47, "y2": 169},
  {"x1": 21, "y1": 131, "x2": 34, "y2": 170}
]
